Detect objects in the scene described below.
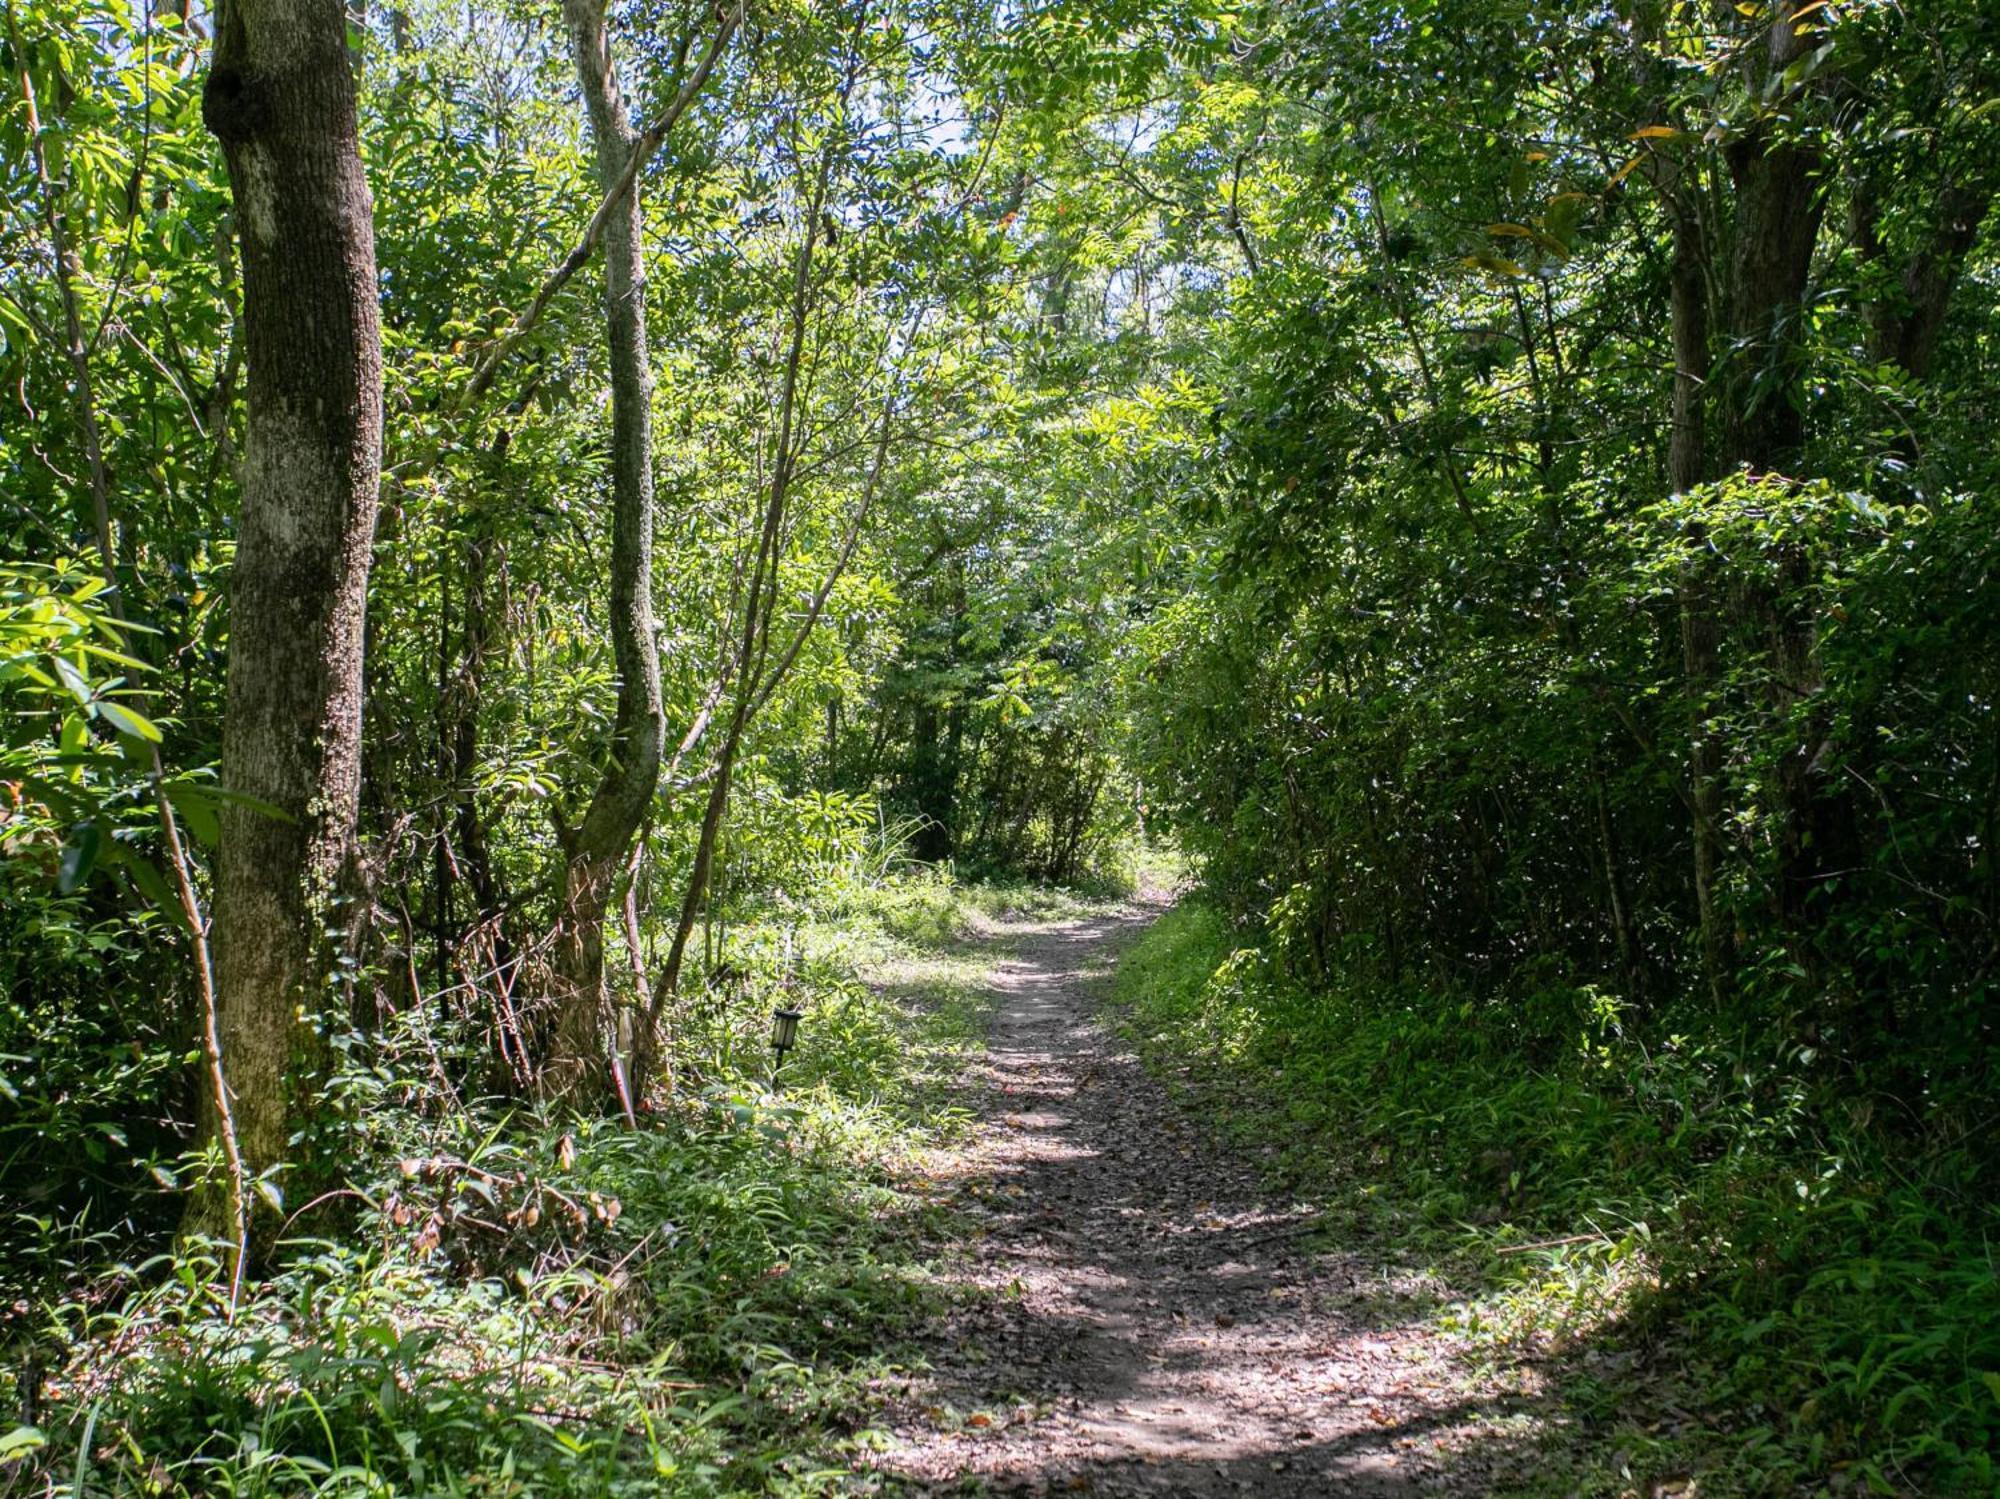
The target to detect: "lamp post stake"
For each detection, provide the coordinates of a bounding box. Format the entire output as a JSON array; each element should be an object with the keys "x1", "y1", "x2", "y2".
[{"x1": 770, "y1": 1007, "x2": 804, "y2": 1092}]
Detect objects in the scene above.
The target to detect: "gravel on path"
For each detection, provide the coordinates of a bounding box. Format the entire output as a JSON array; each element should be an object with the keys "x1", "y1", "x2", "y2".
[{"x1": 870, "y1": 900, "x2": 1544, "y2": 1496}]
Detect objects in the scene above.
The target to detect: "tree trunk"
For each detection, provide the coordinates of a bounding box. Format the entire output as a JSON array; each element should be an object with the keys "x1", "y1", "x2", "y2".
[
  {"x1": 1717, "y1": 6, "x2": 1828, "y2": 944},
  {"x1": 546, "y1": 0, "x2": 666, "y2": 1100},
  {"x1": 199, "y1": 0, "x2": 383, "y2": 1211},
  {"x1": 1856, "y1": 180, "x2": 1994, "y2": 384},
  {"x1": 1717, "y1": 153, "x2": 1822, "y2": 471},
  {"x1": 646, "y1": 731, "x2": 740, "y2": 1073},
  {"x1": 1669, "y1": 200, "x2": 1729, "y2": 1005},
  {"x1": 1717, "y1": 2, "x2": 1825, "y2": 476},
  {"x1": 1592, "y1": 756, "x2": 1645, "y2": 999}
]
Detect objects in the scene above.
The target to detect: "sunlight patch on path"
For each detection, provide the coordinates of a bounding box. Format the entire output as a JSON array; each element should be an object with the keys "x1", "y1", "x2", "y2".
[{"x1": 868, "y1": 903, "x2": 1546, "y2": 1496}]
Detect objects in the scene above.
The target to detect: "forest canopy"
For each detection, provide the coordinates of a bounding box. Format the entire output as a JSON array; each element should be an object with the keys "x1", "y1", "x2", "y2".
[{"x1": 2, "y1": 0, "x2": 1997, "y2": 1492}]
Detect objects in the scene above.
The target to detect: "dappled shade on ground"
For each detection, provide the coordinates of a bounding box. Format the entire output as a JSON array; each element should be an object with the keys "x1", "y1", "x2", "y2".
[{"x1": 872, "y1": 903, "x2": 1548, "y2": 1495}]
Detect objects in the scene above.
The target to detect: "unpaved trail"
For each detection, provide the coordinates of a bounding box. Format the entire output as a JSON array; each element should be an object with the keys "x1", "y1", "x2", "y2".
[{"x1": 872, "y1": 900, "x2": 1540, "y2": 1496}]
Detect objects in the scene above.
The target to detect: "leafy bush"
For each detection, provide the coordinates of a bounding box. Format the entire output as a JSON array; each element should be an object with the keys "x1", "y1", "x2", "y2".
[
  {"x1": 5, "y1": 878, "x2": 1011, "y2": 1497},
  {"x1": 1, "y1": 563, "x2": 194, "y2": 1307},
  {"x1": 1113, "y1": 904, "x2": 2000, "y2": 1494}
]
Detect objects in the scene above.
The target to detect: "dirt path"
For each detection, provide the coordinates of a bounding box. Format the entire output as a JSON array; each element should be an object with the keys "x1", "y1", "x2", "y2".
[{"x1": 872, "y1": 901, "x2": 1538, "y2": 1496}]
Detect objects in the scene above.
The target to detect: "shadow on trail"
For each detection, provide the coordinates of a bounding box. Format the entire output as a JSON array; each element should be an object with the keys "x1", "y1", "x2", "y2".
[{"x1": 869, "y1": 904, "x2": 1561, "y2": 1497}]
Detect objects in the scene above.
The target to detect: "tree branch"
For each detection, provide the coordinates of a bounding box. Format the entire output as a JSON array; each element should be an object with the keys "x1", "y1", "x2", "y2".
[{"x1": 458, "y1": 0, "x2": 743, "y2": 411}]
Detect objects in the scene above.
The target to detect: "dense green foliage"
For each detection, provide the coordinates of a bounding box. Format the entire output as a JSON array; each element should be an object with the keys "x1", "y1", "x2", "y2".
[
  {"x1": 1089, "y1": 3, "x2": 2000, "y2": 1488},
  {"x1": 1118, "y1": 906, "x2": 1998, "y2": 1491},
  {"x1": 4, "y1": 0, "x2": 1998, "y2": 1491},
  {"x1": 9, "y1": 866, "x2": 1016, "y2": 1495}
]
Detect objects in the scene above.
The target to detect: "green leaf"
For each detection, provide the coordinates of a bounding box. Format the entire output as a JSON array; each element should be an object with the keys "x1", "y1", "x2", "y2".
[
  {"x1": 58, "y1": 712, "x2": 90, "y2": 761},
  {"x1": 165, "y1": 783, "x2": 220, "y2": 847},
  {"x1": 96, "y1": 699, "x2": 162, "y2": 742},
  {"x1": 105, "y1": 846, "x2": 190, "y2": 931},
  {"x1": 58, "y1": 822, "x2": 103, "y2": 894},
  {"x1": 52, "y1": 653, "x2": 93, "y2": 706},
  {"x1": 0, "y1": 1427, "x2": 45, "y2": 1466}
]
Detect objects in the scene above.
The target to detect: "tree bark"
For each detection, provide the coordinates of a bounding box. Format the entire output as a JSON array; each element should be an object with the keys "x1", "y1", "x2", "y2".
[
  {"x1": 1668, "y1": 201, "x2": 1729, "y2": 1005},
  {"x1": 1717, "y1": 6, "x2": 1829, "y2": 943},
  {"x1": 1855, "y1": 179, "x2": 1994, "y2": 383},
  {"x1": 1717, "y1": 145, "x2": 1822, "y2": 471},
  {"x1": 545, "y1": 0, "x2": 666, "y2": 1100},
  {"x1": 1708, "y1": 2, "x2": 1825, "y2": 475},
  {"x1": 199, "y1": 0, "x2": 383, "y2": 1209}
]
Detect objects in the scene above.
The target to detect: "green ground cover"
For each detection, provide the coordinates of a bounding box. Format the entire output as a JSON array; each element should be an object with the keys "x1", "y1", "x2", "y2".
[
  {"x1": 4, "y1": 874, "x2": 1033, "y2": 1499},
  {"x1": 1112, "y1": 904, "x2": 2000, "y2": 1497}
]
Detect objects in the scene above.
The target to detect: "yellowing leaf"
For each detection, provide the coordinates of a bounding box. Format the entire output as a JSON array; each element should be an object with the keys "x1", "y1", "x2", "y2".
[{"x1": 1630, "y1": 125, "x2": 1681, "y2": 141}]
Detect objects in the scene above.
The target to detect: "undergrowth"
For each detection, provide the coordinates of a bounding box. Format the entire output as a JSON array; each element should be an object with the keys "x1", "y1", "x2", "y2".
[
  {"x1": 0, "y1": 870, "x2": 1018, "y2": 1498},
  {"x1": 1112, "y1": 904, "x2": 2000, "y2": 1497}
]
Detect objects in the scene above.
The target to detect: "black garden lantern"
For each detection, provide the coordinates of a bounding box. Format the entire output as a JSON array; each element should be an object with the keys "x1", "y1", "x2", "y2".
[{"x1": 770, "y1": 1006, "x2": 804, "y2": 1091}]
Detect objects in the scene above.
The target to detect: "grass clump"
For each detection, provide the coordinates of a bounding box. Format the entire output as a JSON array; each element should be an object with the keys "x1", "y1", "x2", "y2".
[
  {"x1": 1112, "y1": 903, "x2": 2000, "y2": 1496},
  {"x1": 2, "y1": 875, "x2": 1017, "y2": 1498}
]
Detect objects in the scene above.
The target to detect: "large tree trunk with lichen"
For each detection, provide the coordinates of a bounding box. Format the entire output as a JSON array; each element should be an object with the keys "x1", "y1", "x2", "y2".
[
  {"x1": 544, "y1": 0, "x2": 665, "y2": 1100},
  {"x1": 198, "y1": 0, "x2": 383, "y2": 1216}
]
